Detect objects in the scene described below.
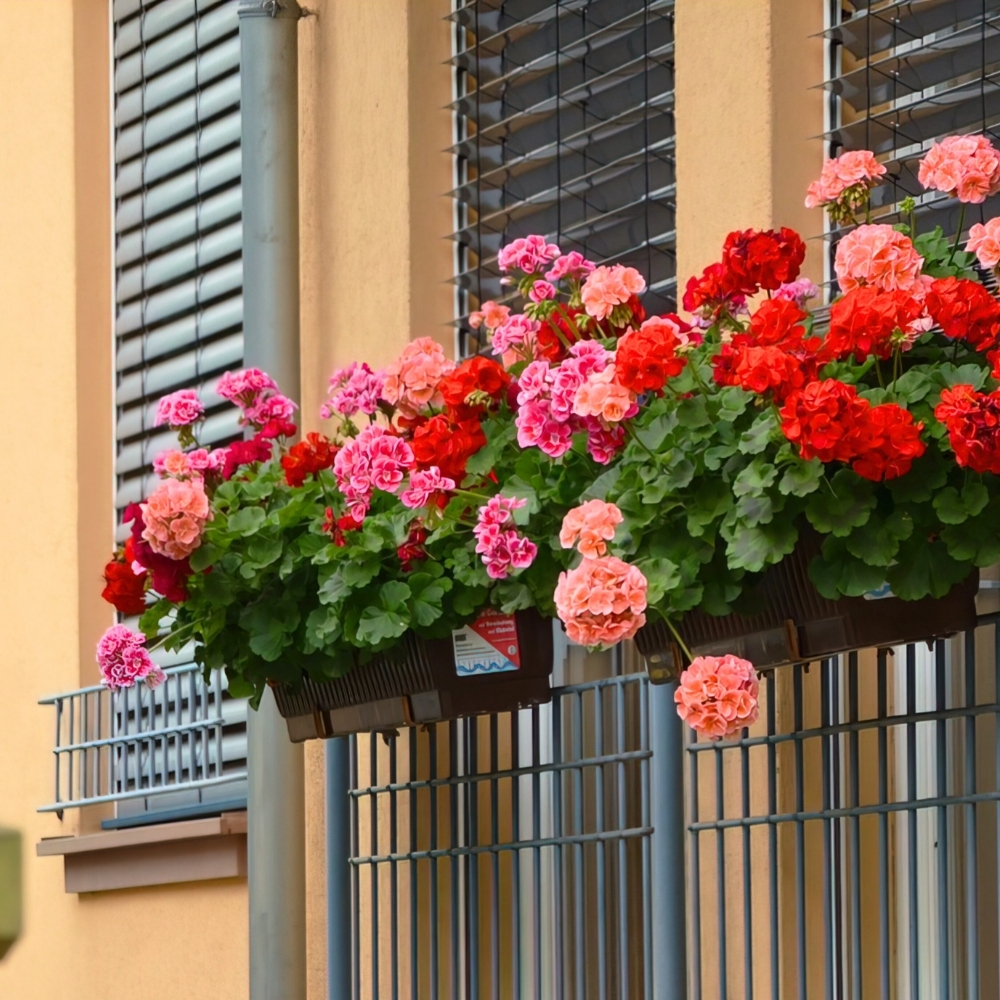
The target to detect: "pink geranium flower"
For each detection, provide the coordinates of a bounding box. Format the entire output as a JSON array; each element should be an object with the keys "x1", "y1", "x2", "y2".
[
  {"x1": 805, "y1": 150, "x2": 886, "y2": 216},
  {"x1": 469, "y1": 301, "x2": 511, "y2": 331},
  {"x1": 96, "y1": 625, "x2": 166, "y2": 692},
  {"x1": 581, "y1": 265, "x2": 646, "y2": 320},
  {"x1": 154, "y1": 389, "x2": 204, "y2": 428},
  {"x1": 472, "y1": 495, "x2": 538, "y2": 579},
  {"x1": 244, "y1": 392, "x2": 298, "y2": 427},
  {"x1": 834, "y1": 224, "x2": 924, "y2": 293},
  {"x1": 572, "y1": 365, "x2": 637, "y2": 424},
  {"x1": 321, "y1": 362, "x2": 385, "y2": 420},
  {"x1": 498, "y1": 235, "x2": 561, "y2": 274},
  {"x1": 216, "y1": 368, "x2": 278, "y2": 406},
  {"x1": 545, "y1": 251, "x2": 596, "y2": 283},
  {"x1": 381, "y1": 337, "x2": 456, "y2": 417},
  {"x1": 400, "y1": 467, "x2": 455, "y2": 509},
  {"x1": 918, "y1": 134, "x2": 1000, "y2": 204},
  {"x1": 559, "y1": 500, "x2": 624, "y2": 559},
  {"x1": 554, "y1": 555, "x2": 647, "y2": 647},
  {"x1": 333, "y1": 424, "x2": 414, "y2": 520},
  {"x1": 490, "y1": 314, "x2": 541, "y2": 360},
  {"x1": 674, "y1": 654, "x2": 760, "y2": 740},
  {"x1": 967, "y1": 217, "x2": 1000, "y2": 269},
  {"x1": 140, "y1": 478, "x2": 212, "y2": 560}
]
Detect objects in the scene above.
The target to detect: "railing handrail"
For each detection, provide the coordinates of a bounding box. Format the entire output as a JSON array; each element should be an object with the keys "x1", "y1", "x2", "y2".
[{"x1": 38, "y1": 660, "x2": 212, "y2": 703}]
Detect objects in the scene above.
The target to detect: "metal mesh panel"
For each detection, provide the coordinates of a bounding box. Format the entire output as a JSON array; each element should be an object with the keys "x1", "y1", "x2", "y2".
[
  {"x1": 451, "y1": 0, "x2": 677, "y2": 355},
  {"x1": 825, "y1": 1, "x2": 1000, "y2": 250},
  {"x1": 347, "y1": 673, "x2": 652, "y2": 999},
  {"x1": 688, "y1": 611, "x2": 1000, "y2": 999}
]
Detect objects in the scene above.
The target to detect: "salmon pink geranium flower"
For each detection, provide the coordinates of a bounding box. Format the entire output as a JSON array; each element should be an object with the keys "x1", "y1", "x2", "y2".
[
  {"x1": 834, "y1": 224, "x2": 924, "y2": 293},
  {"x1": 559, "y1": 500, "x2": 624, "y2": 560},
  {"x1": 554, "y1": 555, "x2": 648, "y2": 647},
  {"x1": 140, "y1": 478, "x2": 213, "y2": 560},
  {"x1": 675, "y1": 655, "x2": 759, "y2": 740},
  {"x1": 918, "y1": 134, "x2": 1000, "y2": 204},
  {"x1": 381, "y1": 337, "x2": 456, "y2": 417}
]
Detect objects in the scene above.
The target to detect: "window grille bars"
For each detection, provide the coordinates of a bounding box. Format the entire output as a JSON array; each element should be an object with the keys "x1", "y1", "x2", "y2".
[{"x1": 39, "y1": 661, "x2": 247, "y2": 817}]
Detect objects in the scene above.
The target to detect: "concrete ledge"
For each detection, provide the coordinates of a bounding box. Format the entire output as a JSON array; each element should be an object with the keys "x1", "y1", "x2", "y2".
[{"x1": 37, "y1": 812, "x2": 247, "y2": 893}]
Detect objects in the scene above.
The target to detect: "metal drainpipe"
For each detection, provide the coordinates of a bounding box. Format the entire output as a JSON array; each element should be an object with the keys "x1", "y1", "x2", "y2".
[
  {"x1": 237, "y1": 3, "x2": 306, "y2": 998},
  {"x1": 650, "y1": 680, "x2": 688, "y2": 1000}
]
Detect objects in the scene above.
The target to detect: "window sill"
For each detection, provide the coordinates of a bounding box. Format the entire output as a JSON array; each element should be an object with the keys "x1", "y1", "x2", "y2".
[{"x1": 37, "y1": 811, "x2": 247, "y2": 894}]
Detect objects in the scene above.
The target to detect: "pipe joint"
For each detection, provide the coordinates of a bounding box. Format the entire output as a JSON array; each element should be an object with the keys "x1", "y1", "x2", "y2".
[{"x1": 238, "y1": 0, "x2": 303, "y2": 19}]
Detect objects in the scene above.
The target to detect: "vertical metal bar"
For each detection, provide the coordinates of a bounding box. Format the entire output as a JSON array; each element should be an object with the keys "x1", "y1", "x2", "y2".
[
  {"x1": 370, "y1": 736, "x2": 380, "y2": 1000},
  {"x1": 409, "y1": 727, "x2": 419, "y2": 1000},
  {"x1": 327, "y1": 737, "x2": 352, "y2": 1000},
  {"x1": 531, "y1": 707, "x2": 542, "y2": 1000},
  {"x1": 877, "y1": 649, "x2": 890, "y2": 999},
  {"x1": 715, "y1": 742, "x2": 728, "y2": 999},
  {"x1": 742, "y1": 687, "x2": 754, "y2": 1000},
  {"x1": 616, "y1": 682, "x2": 629, "y2": 1000},
  {"x1": 848, "y1": 653, "x2": 863, "y2": 1000},
  {"x1": 906, "y1": 644, "x2": 920, "y2": 1000},
  {"x1": 573, "y1": 691, "x2": 586, "y2": 999},
  {"x1": 389, "y1": 735, "x2": 399, "y2": 1000},
  {"x1": 430, "y1": 728, "x2": 440, "y2": 999},
  {"x1": 449, "y1": 721, "x2": 460, "y2": 1000},
  {"x1": 936, "y1": 639, "x2": 951, "y2": 998},
  {"x1": 821, "y1": 660, "x2": 834, "y2": 1000},
  {"x1": 594, "y1": 686, "x2": 608, "y2": 1000},
  {"x1": 964, "y1": 627, "x2": 980, "y2": 1000},
  {"x1": 552, "y1": 693, "x2": 565, "y2": 1000},
  {"x1": 351, "y1": 737, "x2": 361, "y2": 1000},
  {"x1": 794, "y1": 664, "x2": 808, "y2": 1000},
  {"x1": 511, "y1": 710, "x2": 521, "y2": 1000},
  {"x1": 490, "y1": 715, "x2": 500, "y2": 1000},
  {"x1": 54, "y1": 698, "x2": 63, "y2": 810},
  {"x1": 468, "y1": 720, "x2": 480, "y2": 1000},
  {"x1": 650, "y1": 678, "x2": 688, "y2": 1000},
  {"x1": 640, "y1": 679, "x2": 653, "y2": 1000},
  {"x1": 767, "y1": 672, "x2": 779, "y2": 1000}
]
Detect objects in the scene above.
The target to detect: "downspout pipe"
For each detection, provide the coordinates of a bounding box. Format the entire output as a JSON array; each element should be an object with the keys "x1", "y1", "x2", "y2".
[{"x1": 237, "y1": 3, "x2": 306, "y2": 998}]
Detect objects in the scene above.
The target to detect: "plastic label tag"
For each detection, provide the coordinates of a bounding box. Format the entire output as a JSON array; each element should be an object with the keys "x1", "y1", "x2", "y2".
[
  {"x1": 863, "y1": 583, "x2": 895, "y2": 601},
  {"x1": 452, "y1": 609, "x2": 521, "y2": 677}
]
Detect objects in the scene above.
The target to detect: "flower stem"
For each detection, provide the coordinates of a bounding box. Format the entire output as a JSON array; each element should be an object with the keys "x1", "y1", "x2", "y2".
[
  {"x1": 147, "y1": 617, "x2": 200, "y2": 652},
  {"x1": 663, "y1": 617, "x2": 694, "y2": 666},
  {"x1": 624, "y1": 422, "x2": 658, "y2": 460},
  {"x1": 948, "y1": 203, "x2": 967, "y2": 265},
  {"x1": 554, "y1": 301, "x2": 585, "y2": 344}
]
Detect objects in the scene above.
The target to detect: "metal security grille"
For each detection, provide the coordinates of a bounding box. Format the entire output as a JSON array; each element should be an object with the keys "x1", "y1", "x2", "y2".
[
  {"x1": 688, "y1": 611, "x2": 1000, "y2": 999},
  {"x1": 111, "y1": 0, "x2": 248, "y2": 824},
  {"x1": 113, "y1": 0, "x2": 244, "y2": 527},
  {"x1": 39, "y1": 662, "x2": 248, "y2": 821},
  {"x1": 451, "y1": 0, "x2": 677, "y2": 356},
  {"x1": 347, "y1": 673, "x2": 653, "y2": 999},
  {"x1": 825, "y1": 1, "x2": 1000, "y2": 246}
]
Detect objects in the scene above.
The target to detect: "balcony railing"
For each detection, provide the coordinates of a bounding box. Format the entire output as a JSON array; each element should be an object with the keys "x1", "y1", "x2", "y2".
[{"x1": 39, "y1": 662, "x2": 247, "y2": 818}]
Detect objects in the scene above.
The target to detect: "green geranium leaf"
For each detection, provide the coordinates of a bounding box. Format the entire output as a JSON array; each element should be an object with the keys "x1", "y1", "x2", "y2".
[
  {"x1": 139, "y1": 598, "x2": 172, "y2": 640},
  {"x1": 886, "y1": 448, "x2": 948, "y2": 503},
  {"x1": 635, "y1": 412, "x2": 678, "y2": 452},
  {"x1": 805, "y1": 469, "x2": 876, "y2": 536},
  {"x1": 734, "y1": 492, "x2": 779, "y2": 526},
  {"x1": 379, "y1": 580, "x2": 412, "y2": 612},
  {"x1": 356, "y1": 606, "x2": 410, "y2": 645},
  {"x1": 733, "y1": 457, "x2": 778, "y2": 498},
  {"x1": 716, "y1": 386, "x2": 751, "y2": 421},
  {"x1": 809, "y1": 539, "x2": 887, "y2": 599},
  {"x1": 228, "y1": 506, "x2": 267, "y2": 536},
  {"x1": 246, "y1": 534, "x2": 283, "y2": 570},
  {"x1": 886, "y1": 540, "x2": 971, "y2": 600},
  {"x1": 635, "y1": 557, "x2": 681, "y2": 607},
  {"x1": 738, "y1": 410, "x2": 779, "y2": 455},
  {"x1": 494, "y1": 580, "x2": 533, "y2": 613},
  {"x1": 725, "y1": 518, "x2": 797, "y2": 572},
  {"x1": 226, "y1": 674, "x2": 256, "y2": 700},
  {"x1": 240, "y1": 596, "x2": 301, "y2": 661},
  {"x1": 317, "y1": 566, "x2": 351, "y2": 606},
  {"x1": 189, "y1": 542, "x2": 220, "y2": 572},
  {"x1": 408, "y1": 570, "x2": 452, "y2": 628},
  {"x1": 304, "y1": 606, "x2": 343, "y2": 652},
  {"x1": 778, "y1": 459, "x2": 823, "y2": 497},
  {"x1": 341, "y1": 553, "x2": 381, "y2": 589},
  {"x1": 676, "y1": 395, "x2": 711, "y2": 429},
  {"x1": 844, "y1": 509, "x2": 913, "y2": 567},
  {"x1": 686, "y1": 479, "x2": 733, "y2": 536},
  {"x1": 582, "y1": 466, "x2": 621, "y2": 501},
  {"x1": 941, "y1": 499, "x2": 1000, "y2": 565}
]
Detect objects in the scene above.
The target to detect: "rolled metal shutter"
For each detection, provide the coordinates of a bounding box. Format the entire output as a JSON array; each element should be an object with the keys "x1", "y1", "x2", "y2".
[
  {"x1": 112, "y1": 0, "x2": 247, "y2": 825},
  {"x1": 826, "y1": 1, "x2": 1000, "y2": 252},
  {"x1": 451, "y1": 0, "x2": 677, "y2": 356},
  {"x1": 114, "y1": 0, "x2": 244, "y2": 530}
]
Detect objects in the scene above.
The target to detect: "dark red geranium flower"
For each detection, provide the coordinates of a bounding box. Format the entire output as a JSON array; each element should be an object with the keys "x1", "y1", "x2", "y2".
[
  {"x1": 682, "y1": 261, "x2": 747, "y2": 320},
  {"x1": 123, "y1": 503, "x2": 192, "y2": 602},
  {"x1": 259, "y1": 418, "x2": 297, "y2": 440},
  {"x1": 935, "y1": 384, "x2": 1000, "y2": 474},
  {"x1": 440, "y1": 356, "x2": 512, "y2": 420},
  {"x1": 221, "y1": 434, "x2": 274, "y2": 481},
  {"x1": 410, "y1": 414, "x2": 486, "y2": 482},
  {"x1": 824, "y1": 286, "x2": 923, "y2": 363},
  {"x1": 324, "y1": 507, "x2": 363, "y2": 547},
  {"x1": 722, "y1": 228, "x2": 806, "y2": 293},
  {"x1": 101, "y1": 539, "x2": 148, "y2": 616},
  {"x1": 282, "y1": 432, "x2": 337, "y2": 487},
  {"x1": 925, "y1": 277, "x2": 1000, "y2": 352},
  {"x1": 397, "y1": 525, "x2": 429, "y2": 572},
  {"x1": 615, "y1": 315, "x2": 689, "y2": 394}
]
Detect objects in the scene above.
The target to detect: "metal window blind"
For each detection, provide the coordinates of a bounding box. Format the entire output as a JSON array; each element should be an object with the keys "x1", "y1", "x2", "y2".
[
  {"x1": 825, "y1": 1, "x2": 1000, "y2": 245},
  {"x1": 451, "y1": 0, "x2": 676, "y2": 356},
  {"x1": 114, "y1": 0, "x2": 244, "y2": 528},
  {"x1": 112, "y1": 0, "x2": 247, "y2": 824}
]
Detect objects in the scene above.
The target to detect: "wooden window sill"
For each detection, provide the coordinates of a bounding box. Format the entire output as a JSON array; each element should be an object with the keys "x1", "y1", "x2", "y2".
[{"x1": 37, "y1": 811, "x2": 247, "y2": 894}]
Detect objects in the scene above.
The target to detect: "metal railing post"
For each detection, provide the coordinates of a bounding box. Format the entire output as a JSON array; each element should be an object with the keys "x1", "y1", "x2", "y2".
[
  {"x1": 650, "y1": 679, "x2": 688, "y2": 1000},
  {"x1": 237, "y1": 3, "x2": 306, "y2": 998},
  {"x1": 326, "y1": 737, "x2": 352, "y2": 997}
]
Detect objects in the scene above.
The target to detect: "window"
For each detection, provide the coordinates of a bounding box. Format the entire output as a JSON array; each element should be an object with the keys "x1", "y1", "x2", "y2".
[
  {"x1": 451, "y1": 0, "x2": 677, "y2": 356},
  {"x1": 111, "y1": 0, "x2": 247, "y2": 826}
]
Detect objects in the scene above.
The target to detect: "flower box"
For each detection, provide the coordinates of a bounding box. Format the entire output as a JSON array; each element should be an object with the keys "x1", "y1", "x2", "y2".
[
  {"x1": 271, "y1": 608, "x2": 553, "y2": 742},
  {"x1": 636, "y1": 534, "x2": 980, "y2": 682}
]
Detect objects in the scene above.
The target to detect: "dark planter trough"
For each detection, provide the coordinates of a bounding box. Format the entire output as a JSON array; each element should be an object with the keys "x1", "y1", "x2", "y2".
[
  {"x1": 272, "y1": 609, "x2": 554, "y2": 742},
  {"x1": 636, "y1": 536, "x2": 980, "y2": 683}
]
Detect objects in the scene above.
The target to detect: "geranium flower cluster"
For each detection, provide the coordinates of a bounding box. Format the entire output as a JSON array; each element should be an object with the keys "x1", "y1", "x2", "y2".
[
  {"x1": 554, "y1": 502, "x2": 647, "y2": 647},
  {"x1": 472, "y1": 495, "x2": 537, "y2": 580},
  {"x1": 321, "y1": 362, "x2": 385, "y2": 419},
  {"x1": 217, "y1": 367, "x2": 298, "y2": 439},
  {"x1": 934, "y1": 385, "x2": 1000, "y2": 474},
  {"x1": 674, "y1": 655, "x2": 759, "y2": 741},
  {"x1": 804, "y1": 150, "x2": 886, "y2": 223},
  {"x1": 780, "y1": 380, "x2": 925, "y2": 481},
  {"x1": 918, "y1": 134, "x2": 1000, "y2": 204},
  {"x1": 96, "y1": 624, "x2": 165, "y2": 692},
  {"x1": 333, "y1": 424, "x2": 415, "y2": 520}
]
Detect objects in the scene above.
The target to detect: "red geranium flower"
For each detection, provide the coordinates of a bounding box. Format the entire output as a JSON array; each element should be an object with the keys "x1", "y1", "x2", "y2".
[
  {"x1": 615, "y1": 315, "x2": 689, "y2": 394},
  {"x1": 101, "y1": 540, "x2": 148, "y2": 616},
  {"x1": 440, "y1": 356, "x2": 511, "y2": 419},
  {"x1": 683, "y1": 261, "x2": 746, "y2": 319},
  {"x1": 779, "y1": 380, "x2": 873, "y2": 463},
  {"x1": 851, "y1": 403, "x2": 926, "y2": 481},
  {"x1": 281, "y1": 432, "x2": 337, "y2": 487},
  {"x1": 824, "y1": 286, "x2": 923, "y2": 362},
  {"x1": 748, "y1": 298, "x2": 810, "y2": 348},
  {"x1": 397, "y1": 525, "x2": 429, "y2": 572},
  {"x1": 122, "y1": 503, "x2": 192, "y2": 602},
  {"x1": 935, "y1": 384, "x2": 1000, "y2": 474},
  {"x1": 221, "y1": 434, "x2": 274, "y2": 481},
  {"x1": 410, "y1": 414, "x2": 486, "y2": 482},
  {"x1": 722, "y1": 228, "x2": 806, "y2": 293},
  {"x1": 324, "y1": 507, "x2": 363, "y2": 547},
  {"x1": 925, "y1": 276, "x2": 1000, "y2": 352}
]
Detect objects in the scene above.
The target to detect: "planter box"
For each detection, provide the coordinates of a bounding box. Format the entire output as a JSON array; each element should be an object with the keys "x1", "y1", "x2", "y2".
[
  {"x1": 272, "y1": 609, "x2": 554, "y2": 742},
  {"x1": 636, "y1": 535, "x2": 980, "y2": 682}
]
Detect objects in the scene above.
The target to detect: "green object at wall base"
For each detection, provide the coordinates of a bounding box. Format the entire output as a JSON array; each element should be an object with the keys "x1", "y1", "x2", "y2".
[{"x1": 0, "y1": 828, "x2": 22, "y2": 960}]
